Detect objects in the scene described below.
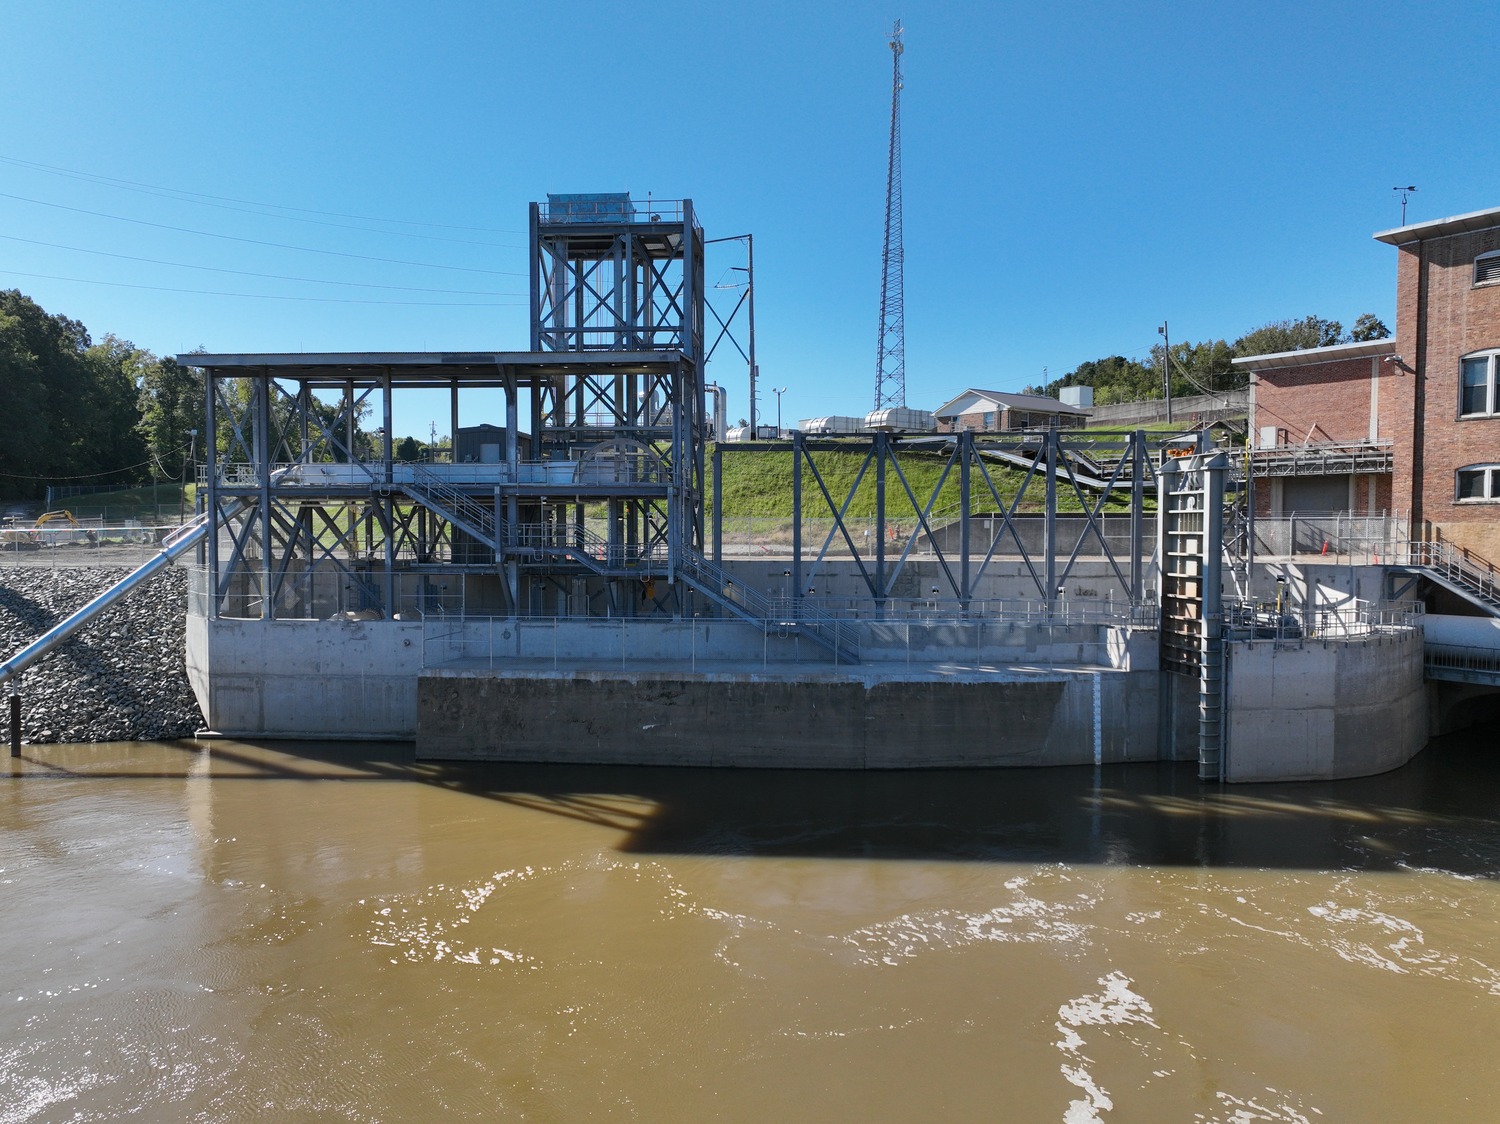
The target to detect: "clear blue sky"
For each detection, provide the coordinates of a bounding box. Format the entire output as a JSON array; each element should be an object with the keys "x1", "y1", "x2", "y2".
[{"x1": 4, "y1": 0, "x2": 1498, "y2": 439}]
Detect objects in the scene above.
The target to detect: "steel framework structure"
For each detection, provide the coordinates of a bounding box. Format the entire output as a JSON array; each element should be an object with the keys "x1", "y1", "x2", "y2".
[
  {"x1": 712, "y1": 428, "x2": 1163, "y2": 611},
  {"x1": 185, "y1": 194, "x2": 709, "y2": 624}
]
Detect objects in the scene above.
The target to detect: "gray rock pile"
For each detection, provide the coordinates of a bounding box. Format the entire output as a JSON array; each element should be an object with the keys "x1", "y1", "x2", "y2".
[{"x1": 0, "y1": 566, "x2": 201, "y2": 744}]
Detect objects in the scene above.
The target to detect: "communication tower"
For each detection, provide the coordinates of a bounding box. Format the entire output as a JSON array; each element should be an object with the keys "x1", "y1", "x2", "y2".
[{"x1": 874, "y1": 19, "x2": 907, "y2": 411}]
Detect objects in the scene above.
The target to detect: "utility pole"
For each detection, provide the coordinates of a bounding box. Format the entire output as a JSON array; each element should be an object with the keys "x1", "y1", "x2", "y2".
[
  {"x1": 1158, "y1": 321, "x2": 1174, "y2": 425},
  {"x1": 747, "y1": 233, "x2": 758, "y2": 433},
  {"x1": 874, "y1": 19, "x2": 907, "y2": 411}
]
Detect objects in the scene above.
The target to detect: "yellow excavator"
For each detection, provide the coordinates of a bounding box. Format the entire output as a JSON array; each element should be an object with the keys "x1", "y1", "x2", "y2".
[{"x1": 0, "y1": 510, "x2": 96, "y2": 549}]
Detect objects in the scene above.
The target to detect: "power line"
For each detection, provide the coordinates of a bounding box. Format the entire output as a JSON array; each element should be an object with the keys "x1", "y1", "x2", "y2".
[
  {"x1": 0, "y1": 269, "x2": 521, "y2": 307},
  {"x1": 0, "y1": 441, "x2": 189, "y2": 481},
  {"x1": 0, "y1": 233, "x2": 522, "y2": 297},
  {"x1": 0, "y1": 191, "x2": 523, "y2": 276},
  {"x1": 0, "y1": 161, "x2": 520, "y2": 249},
  {"x1": 0, "y1": 154, "x2": 526, "y2": 236}
]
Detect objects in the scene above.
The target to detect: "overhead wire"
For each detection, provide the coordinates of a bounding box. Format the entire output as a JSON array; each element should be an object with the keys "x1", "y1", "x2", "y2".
[
  {"x1": 0, "y1": 154, "x2": 525, "y2": 236},
  {"x1": 0, "y1": 233, "x2": 522, "y2": 297},
  {"x1": 0, "y1": 190, "x2": 523, "y2": 276},
  {"x1": 0, "y1": 269, "x2": 521, "y2": 307},
  {"x1": 0, "y1": 440, "x2": 190, "y2": 481}
]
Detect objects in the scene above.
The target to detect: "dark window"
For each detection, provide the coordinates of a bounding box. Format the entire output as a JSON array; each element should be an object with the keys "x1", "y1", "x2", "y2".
[
  {"x1": 1456, "y1": 465, "x2": 1499, "y2": 501},
  {"x1": 1461, "y1": 353, "x2": 1497, "y2": 417}
]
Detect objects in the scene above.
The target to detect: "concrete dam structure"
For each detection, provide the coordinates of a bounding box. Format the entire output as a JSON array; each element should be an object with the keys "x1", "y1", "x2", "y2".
[{"x1": 3, "y1": 193, "x2": 1449, "y2": 782}]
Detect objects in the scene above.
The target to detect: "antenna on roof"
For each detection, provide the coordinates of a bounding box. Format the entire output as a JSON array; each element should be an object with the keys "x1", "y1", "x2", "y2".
[{"x1": 1393, "y1": 186, "x2": 1417, "y2": 226}]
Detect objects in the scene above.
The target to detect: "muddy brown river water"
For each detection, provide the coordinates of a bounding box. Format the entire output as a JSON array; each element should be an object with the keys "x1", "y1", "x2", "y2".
[{"x1": 3, "y1": 730, "x2": 1499, "y2": 1122}]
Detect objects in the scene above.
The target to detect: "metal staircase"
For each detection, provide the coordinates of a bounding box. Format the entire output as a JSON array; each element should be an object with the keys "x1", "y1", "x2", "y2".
[
  {"x1": 675, "y1": 550, "x2": 860, "y2": 663},
  {"x1": 401, "y1": 466, "x2": 503, "y2": 552},
  {"x1": 512, "y1": 521, "x2": 656, "y2": 576},
  {"x1": 1397, "y1": 540, "x2": 1500, "y2": 617}
]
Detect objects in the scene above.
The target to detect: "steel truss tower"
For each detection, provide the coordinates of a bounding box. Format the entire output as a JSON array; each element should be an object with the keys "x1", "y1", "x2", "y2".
[
  {"x1": 874, "y1": 19, "x2": 907, "y2": 411},
  {"x1": 186, "y1": 193, "x2": 709, "y2": 623}
]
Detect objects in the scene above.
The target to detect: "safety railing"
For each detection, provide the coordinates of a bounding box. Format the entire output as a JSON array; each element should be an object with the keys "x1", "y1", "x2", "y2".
[
  {"x1": 1250, "y1": 513, "x2": 1404, "y2": 561},
  {"x1": 1224, "y1": 597, "x2": 1420, "y2": 645},
  {"x1": 405, "y1": 464, "x2": 502, "y2": 548},
  {"x1": 511, "y1": 522, "x2": 661, "y2": 572},
  {"x1": 787, "y1": 595, "x2": 1152, "y2": 625},
  {"x1": 0, "y1": 522, "x2": 183, "y2": 569},
  {"x1": 1394, "y1": 540, "x2": 1500, "y2": 611},
  {"x1": 676, "y1": 549, "x2": 861, "y2": 661},
  {"x1": 1425, "y1": 643, "x2": 1500, "y2": 682}
]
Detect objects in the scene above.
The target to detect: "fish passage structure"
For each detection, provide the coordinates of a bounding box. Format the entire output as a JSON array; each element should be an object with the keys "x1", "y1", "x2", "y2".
[{"x1": 0, "y1": 193, "x2": 1427, "y2": 780}]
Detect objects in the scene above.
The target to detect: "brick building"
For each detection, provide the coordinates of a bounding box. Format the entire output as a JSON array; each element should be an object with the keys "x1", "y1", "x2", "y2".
[
  {"x1": 1236, "y1": 205, "x2": 1500, "y2": 563},
  {"x1": 933, "y1": 388, "x2": 1088, "y2": 433}
]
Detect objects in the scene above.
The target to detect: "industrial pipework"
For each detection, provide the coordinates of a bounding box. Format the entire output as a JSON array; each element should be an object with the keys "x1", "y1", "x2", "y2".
[{"x1": 2, "y1": 504, "x2": 238, "y2": 755}]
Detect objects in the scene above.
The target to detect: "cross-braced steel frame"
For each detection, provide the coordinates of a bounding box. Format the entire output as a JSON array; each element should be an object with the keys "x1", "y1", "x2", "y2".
[
  {"x1": 188, "y1": 196, "x2": 709, "y2": 622},
  {"x1": 712, "y1": 428, "x2": 1162, "y2": 612}
]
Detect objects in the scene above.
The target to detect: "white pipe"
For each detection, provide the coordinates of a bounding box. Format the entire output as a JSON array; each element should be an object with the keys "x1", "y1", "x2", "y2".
[{"x1": 0, "y1": 501, "x2": 242, "y2": 685}]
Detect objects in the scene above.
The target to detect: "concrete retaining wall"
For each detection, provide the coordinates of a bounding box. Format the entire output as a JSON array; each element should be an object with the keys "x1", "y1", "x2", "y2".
[
  {"x1": 416, "y1": 665, "x2": 1163, "y2": 768},
  {"x1": 186, "y1": 615, "x2": 424, "y2": 738},
  {"x1": 423, "y1": 616, "x2": 1117, "y2": 668},
  {"x1": 1223, "y1": 630, "x2": 1427, "y2": 781}
]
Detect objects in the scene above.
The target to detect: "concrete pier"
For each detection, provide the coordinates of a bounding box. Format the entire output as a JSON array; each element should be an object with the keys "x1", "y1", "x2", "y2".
[{"x1": 1223, "y1": 628, "x2": 1427, "y2": 782}]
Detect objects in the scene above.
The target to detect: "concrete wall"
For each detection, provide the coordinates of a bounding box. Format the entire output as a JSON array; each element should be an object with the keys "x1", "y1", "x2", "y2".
[
  {"x1": 721, "y1": 558, "x2": 1145, "y2": 609},
  {"x1": 1223, "y1": 630, "x2": 1427, "y2": 782},
  {"x1": 422, "y1": 615, "x2": 1120, "y2": 669},
  {"x1": 186, "y1": 614, "x2": 424, "y2": 738},
  {"x1": 416, "y1": 665, "x2": 1163, "y2": 768}
]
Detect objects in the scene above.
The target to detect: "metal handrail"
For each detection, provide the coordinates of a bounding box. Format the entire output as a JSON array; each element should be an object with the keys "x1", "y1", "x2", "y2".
[
  {"x1": 1397, "y1": 540, "x2": 1500, "y2": 608},
  {"x1": 511, "y1": 522, "x2": 659, "y2": 570},
  {"x1": 407, "y1": 465, "x2": 502, "y2": 548},
  {"x1": 676, "y1": 550, "x2": 860, "y2": 661}
]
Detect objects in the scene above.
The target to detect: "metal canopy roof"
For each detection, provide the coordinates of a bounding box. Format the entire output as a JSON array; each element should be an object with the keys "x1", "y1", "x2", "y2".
[
  {"x1": 1231, "y1": 339, "x2": 1396, "y2": 371},
  {"x1": 1372, "y1": 204, "x2": 1500, "y2": 245},
  {"x1": 175, "y1": 349, "x2": 689, "y2": 383}
]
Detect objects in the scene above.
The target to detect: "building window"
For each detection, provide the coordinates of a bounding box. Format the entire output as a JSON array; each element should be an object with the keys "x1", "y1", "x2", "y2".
[
  {"x1": 1476, "y1": 251, "x2": 1500, "y2": 286},
  {"x1": 1460, "y1": 351, "x2": 1500, "y2": 417},
  {"x1": 1456, "y1": 464, "x2": 1500, "y2": 502}
]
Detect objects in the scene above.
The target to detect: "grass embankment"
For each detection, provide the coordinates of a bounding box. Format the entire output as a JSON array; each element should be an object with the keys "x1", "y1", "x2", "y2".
[
  {"x1": 712, "y1": 445, "x2": 1129, "y2": 519},
  {"x1": 48, "y1": 484, "x2": 197, "y2": 524}
]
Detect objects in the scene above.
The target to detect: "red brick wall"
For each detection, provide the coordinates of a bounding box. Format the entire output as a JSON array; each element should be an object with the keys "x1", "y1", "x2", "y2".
[
  {"x1": 1396, "y1": 227, "x2": 1500, "y2": 559},
  {"x1": 1251, "y1": 356, "x2": 1384, "y2": 446}
]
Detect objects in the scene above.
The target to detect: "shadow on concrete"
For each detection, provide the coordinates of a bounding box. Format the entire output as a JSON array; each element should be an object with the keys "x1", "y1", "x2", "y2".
[{"x1": 9, "y1": 726, "x2": 1500, "y2": 875}]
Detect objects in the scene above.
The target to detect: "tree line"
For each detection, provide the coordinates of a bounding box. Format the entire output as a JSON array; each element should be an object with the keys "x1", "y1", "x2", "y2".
[
  {"x1": 0, "y1": 290, "x2": 443, "y2": 503},
  {"x1": 1026, "y1": 312, "x2": 1391, "y2": 405},
  {"x1": 0, "y1": 289, "x2": 202, "y2": 501}
]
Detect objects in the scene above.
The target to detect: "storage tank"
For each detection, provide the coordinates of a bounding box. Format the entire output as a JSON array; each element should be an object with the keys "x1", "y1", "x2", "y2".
[
  {"x1": 724, "y1": 426, "x2": 753, "y2": 442},
  {"x1": 797, "y1": 415, "x2": 866, "y2": 435},
  {"x1": 864, "y1": 407, "x2": 936, "y2": 432}
]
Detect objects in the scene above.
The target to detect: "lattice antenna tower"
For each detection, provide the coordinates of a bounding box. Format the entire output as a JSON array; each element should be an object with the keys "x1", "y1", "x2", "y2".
[{"x1": 874, "y1": 18, "x2": 907, "y2": 411}]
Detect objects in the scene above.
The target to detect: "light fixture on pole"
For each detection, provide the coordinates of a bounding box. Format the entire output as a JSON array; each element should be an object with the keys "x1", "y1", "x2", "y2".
[{"x1": 772, "y1": 386, "x2": 788, "y2": 434}]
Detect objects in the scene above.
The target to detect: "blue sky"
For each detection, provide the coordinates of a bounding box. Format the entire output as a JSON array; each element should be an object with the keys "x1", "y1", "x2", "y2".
[{"x1": 4, "y1": 0, "x2": 1498, "y2": 439}]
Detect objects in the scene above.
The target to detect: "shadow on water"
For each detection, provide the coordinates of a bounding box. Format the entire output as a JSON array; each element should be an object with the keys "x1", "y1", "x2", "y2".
[{"x1": 9, "y1": 725, "x2": 1500, "y2": 875}]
